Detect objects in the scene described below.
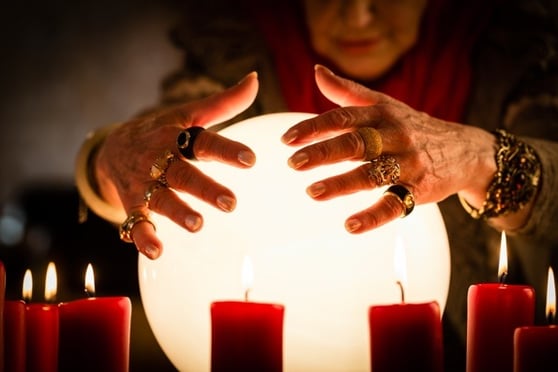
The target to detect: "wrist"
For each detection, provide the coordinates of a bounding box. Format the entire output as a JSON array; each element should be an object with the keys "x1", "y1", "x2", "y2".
[{"x1": 75, "y1": 123, "x2": 127, "y2": 224}]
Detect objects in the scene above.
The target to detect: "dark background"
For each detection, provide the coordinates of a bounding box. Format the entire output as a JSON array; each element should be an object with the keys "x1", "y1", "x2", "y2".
[{"x1": 0, "y1": 0, "x2": 184, "y2": 370}]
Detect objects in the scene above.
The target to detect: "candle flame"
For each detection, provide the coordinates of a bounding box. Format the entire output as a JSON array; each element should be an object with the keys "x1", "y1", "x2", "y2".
[
  {"x1": 498, "y1": 231, "x2": 508, "y2": 283},
  {"x1": 394, "y1": 235, "x2": 407, "y2": 302},
  {"x1": 242, "y1": 255, "x2": 254, "y2": 301},
  {"x1": 546, "y1": 267, "x2": 556, "y2": 324},
  {"x1": 22, "y1": 269, "x2": 32, "y2": 301},
  {"x1": 85, "y1": 263, "x2": 95, "y2": 296},
  {"x1": 44, "y1": 262, "x2": 57, "y2": 302}
]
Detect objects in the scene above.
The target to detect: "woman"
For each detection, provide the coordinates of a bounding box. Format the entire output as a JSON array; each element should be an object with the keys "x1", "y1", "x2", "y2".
[{"x1": 76, "y1": 0, "x2": 558, "y2": 368}]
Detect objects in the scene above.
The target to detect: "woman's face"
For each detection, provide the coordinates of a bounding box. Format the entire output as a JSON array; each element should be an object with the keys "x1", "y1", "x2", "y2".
[{"x1": 302, "y1": 0, "x2": 428, "y2": 80}]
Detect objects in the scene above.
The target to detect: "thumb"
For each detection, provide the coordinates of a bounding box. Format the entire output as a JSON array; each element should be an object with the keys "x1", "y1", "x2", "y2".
[
  {"x1": 188, "y1": 71, "x2": 259, "y2": 126},
  {"x1": 314, "y1": 64, "x2": 388, "y2": 107}
]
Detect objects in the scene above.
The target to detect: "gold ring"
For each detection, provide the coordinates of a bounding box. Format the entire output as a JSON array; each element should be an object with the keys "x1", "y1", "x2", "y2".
[
  {"x1": 119, "y1": 211, "x2": 155, "y2": 243},
  {"x1": 357, "y1": 127, "x2": 382, "y2": 161},
  {"x1": 150, "y1": 150, "x2": 177, "y2": 186},
  {"x1": 368, "y1": 155, "x2": 400, "y2": 186},
  {"x1": 383, "y1": 184, "x2": 415, "y2": 218},
  {"x1": 144, "y1": 182, "x2": 167, "y2": 209}
]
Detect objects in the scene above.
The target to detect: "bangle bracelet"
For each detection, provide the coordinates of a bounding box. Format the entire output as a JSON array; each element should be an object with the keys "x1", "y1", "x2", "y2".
[
  {"x1": 75, "y1": 123, "x2": 127, "y2": 224},
  {"x1": 459, "y1": 129, "x2": 541, "y2": 220}
]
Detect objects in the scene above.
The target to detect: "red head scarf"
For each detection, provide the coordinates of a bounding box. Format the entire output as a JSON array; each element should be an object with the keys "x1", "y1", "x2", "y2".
[{"x1": 249, "y1": 0, "x2": 493, "y2": 122}]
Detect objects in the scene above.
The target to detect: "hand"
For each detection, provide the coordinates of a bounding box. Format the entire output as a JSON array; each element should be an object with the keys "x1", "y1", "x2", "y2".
[
  {"x1": 281, "y1": 65, "x2": 496, "y2": 233},
  {"x1": 95, "y1": 72, "x2": 259, "y2": 259}
]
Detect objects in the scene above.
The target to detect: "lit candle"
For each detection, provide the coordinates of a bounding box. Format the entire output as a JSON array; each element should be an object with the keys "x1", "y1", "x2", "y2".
[
  {"x1": 210, "y1": 256, "x2": 285, "y2": 372},
  {"x1": 25, "y1": 263, "x2": 60, "y2": 372},
  {"x1": 513, "y1": 267, "x2": 558, "y2": 372},
  {"x1": 368, "y1": 236, "x2": 444, "y2": 372},
  {"x1": 3, "y1": 270, "x2": 28, "y2": 372},
  {"x1": 466, "y1": 231, "x2": 535, "y2": 372},
  {"x1": 58, "y1": 263, "x2": 132, "y2": 372}
]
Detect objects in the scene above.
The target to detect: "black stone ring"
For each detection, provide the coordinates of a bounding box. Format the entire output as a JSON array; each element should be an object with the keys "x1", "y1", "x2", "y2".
[
  {"x1": 383, "y1": 184, "x2": 415, "y2": 218},
  {"x1": 177, "y1": 126, "x2": 205, "y2": 160}
]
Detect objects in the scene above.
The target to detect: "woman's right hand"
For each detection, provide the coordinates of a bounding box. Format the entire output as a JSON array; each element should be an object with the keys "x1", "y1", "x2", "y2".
[{"x1": 94, "y1": 72, "x2": 259, "y2": 259}]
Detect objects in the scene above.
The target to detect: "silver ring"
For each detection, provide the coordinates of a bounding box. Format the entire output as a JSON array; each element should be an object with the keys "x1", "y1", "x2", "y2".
[
  {"x1": 368, "y1": 155, "x2": 400, "y2": 186},
  {"x1": 383, "y1": 184, "x2": 415, "y2": 217}
]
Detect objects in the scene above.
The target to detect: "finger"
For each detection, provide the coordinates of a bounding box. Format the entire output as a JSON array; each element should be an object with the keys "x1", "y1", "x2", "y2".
[
  {"x1": 190, "y1": 130, "x2": 256, "y2": 167},
  {"x1": 281, "y1": 106, "x2": 383, "y2": 146},
  {"x1": 345, "y1": 193, "x2": 407, "y2": 233},
  {"x1": 165, "y1": 159, "x2": 237, "y2": 213},
  {"x1": 154, "y1": 72, "x2": 258, "y2": 131},
  {"x1": 314, "y1": 64, "x2": 391, "y2": 106},
  {"x1": 132, "y1": 221, "x2": 164, "y2": 260},
  {"x1": 305, "y1": 163, "x2": 377, "y2": 200},
  {"x1": 120, "y1": 207, "x2": 163, "y2": 260},
  {"x1": 287, "y1": 130, "x2": 373, "y2": 170},
  {"x1": 187, "y1": 71, "x2": 259, "y2": 127},
  {"x1": 144, "y1": 181, "x2": 203, "y2": 233}
]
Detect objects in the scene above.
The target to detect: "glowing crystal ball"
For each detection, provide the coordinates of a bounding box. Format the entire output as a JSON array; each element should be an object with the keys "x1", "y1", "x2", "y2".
[{"x1": 138, "y1": 112, "x2": 450, "y2": 371}]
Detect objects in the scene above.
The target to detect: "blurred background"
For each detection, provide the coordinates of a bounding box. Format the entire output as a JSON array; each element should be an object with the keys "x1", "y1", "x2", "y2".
[{"x1": 0, "y1": 0, "x2": 184, "y2": 370}]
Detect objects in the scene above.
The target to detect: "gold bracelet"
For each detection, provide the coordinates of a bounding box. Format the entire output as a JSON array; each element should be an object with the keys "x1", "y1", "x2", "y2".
[
  {"x1": 459, "y1": 129, "x2": 541, "y2": 220},
  {"x1": 75, "y1": 123, "x2": 127, "y2": 224}
]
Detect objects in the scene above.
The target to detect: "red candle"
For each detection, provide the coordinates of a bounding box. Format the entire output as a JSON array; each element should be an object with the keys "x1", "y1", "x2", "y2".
[
  {"x1": 513, "y1": 267, "x2": 558, "y2": 372},
  {"x1": 24, "y1": 263, "x2": 60, "y2": 372},
  {"x1": 4, "y1": 300, "x2": 26, "y2": 372},
  {"x1": 0, "y1": 260, "x2": 5, "y2": 372},
  {"x1": 466, "y1": 232, "x2": 535, "y2": 372},
  {"x1": 368, "y1": 237, "x2": 444, "y2": 372},
  {"x1": 58, "y1": 263, "x2": 131, "y2": 372},
  {"x1": 210, "y1": 256, "x2": 284, "y2": 372}
]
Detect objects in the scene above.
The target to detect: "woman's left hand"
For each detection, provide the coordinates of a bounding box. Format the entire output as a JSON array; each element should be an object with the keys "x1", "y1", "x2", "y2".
[{"x1": 281, "y1": 65, "x2": 496, "y2": 233}]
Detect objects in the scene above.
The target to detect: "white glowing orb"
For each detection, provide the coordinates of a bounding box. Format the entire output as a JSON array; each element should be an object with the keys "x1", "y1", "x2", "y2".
[{"x1": 138, "y1": 112, "x2": 450, "y2": 371}]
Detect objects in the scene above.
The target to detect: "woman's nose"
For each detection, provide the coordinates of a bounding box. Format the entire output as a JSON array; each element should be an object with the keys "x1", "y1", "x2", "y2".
[{"x1": 343, "y1": 0, "x2": 376, "y2": 28}]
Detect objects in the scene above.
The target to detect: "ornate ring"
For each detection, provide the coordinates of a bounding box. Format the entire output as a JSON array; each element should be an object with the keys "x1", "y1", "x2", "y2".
[
  {"x1": 383, "y1": 184, "x2": 415, "y2": 218},
  {"x1": 357, "y1": 127, "x2": 383, "y2": 161},
  {"x1": 368, "y1": 155, "x2": 400, "y2": 186},
  {"x1": 177, "y1": 126, "x2": 206, "y2": 160},
  {"x1": 150, "y1": 150, "x2": 176, "y2": 186},
  {"x1": 144, "y1": 182, "x2": 167, "y2": 209},
  {"x1": 119, "y1": 211, "x2": 156, "y2": 243}
]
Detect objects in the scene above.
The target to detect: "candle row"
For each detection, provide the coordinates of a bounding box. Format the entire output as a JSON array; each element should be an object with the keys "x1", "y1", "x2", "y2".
[
  {"x1": 216, "y1": 234, "x2": 558, "y2": 372},
  {"x1": 1, "y1": 261, "x2": 131, "y2": 372},
  {"x1": 466, "y1": 232, "x2": 558, "y2": 372}
]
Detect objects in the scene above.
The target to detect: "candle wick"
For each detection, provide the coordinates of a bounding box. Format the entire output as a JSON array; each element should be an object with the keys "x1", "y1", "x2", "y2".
[
  {"x1": 244, "y1": 289, "x2": 250, "y2": 302},
  {"x1": 548, "y1": 310, "x2": 556, "y2": 325},
  {"x1": 499, "y1": 271, "x2": 508, "y2": 285},
  {"x1": 84, "y1": 288, "x2": 93, "y2": 298},
  {"x1": 396, "y1": 280, "x2": 405, "y2": 303}
]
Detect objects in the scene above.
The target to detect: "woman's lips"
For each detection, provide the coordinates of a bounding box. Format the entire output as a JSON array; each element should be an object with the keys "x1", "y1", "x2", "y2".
[{"x1": 337, "y1": 38, "x2": 381, "y2": 55}]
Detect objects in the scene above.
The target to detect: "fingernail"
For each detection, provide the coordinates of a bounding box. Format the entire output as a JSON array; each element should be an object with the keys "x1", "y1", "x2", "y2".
[
  {"x1": 307, "y1": 182, "x2": 326, "y2": 198},
  {"x1": 237, "y1": 71, "x2": 258, "y2": 84},
  {"x1": 217, "y1": 195, "x2": 236, "y2": 212},
  {"x1": 281, "y1": 129, "x2": 298, "y2": 144},
  {"x1": 288, "y1": 152, "x2": 309, "y2": 169},
  {"x1": 345, "y1": 218, "x2": 362, "y2": 233},
  {"x1": 143, "y1": 244, "x2": 161, "y2": 260},
  {"x1": 238, "y1": 150, "x2": 256, "y2": 166},
  {"x1": 315, "y1": 64, "x2": 334, "y2": 75},
  {"x1": 185, "y1": 214, "x2": 202, "y2": 232}
]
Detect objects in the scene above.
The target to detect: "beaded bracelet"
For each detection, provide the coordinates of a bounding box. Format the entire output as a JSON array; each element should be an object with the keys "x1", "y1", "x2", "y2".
[{"x1": 458, "y1": 129, "x2": 541, "y2": 220}]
